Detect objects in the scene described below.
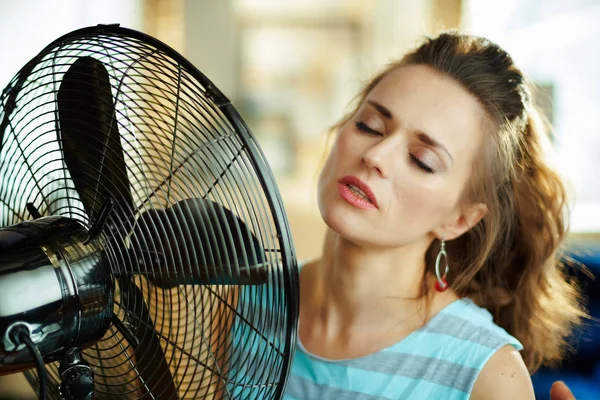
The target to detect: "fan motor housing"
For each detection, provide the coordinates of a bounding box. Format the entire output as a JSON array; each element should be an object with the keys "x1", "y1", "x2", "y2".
[{"x1": 0, "y1": 216, "x2": 113, "y2": 370}]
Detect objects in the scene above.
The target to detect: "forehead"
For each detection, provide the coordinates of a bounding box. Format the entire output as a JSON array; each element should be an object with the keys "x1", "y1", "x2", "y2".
[{"x1": 365, "y1": 64, "x2": 486, "y2": 152}]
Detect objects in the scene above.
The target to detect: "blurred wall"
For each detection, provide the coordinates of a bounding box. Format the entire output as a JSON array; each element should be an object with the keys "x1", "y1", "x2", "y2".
[{"x1": 185, "y1": 0, "x2": 237, "y2": 99}]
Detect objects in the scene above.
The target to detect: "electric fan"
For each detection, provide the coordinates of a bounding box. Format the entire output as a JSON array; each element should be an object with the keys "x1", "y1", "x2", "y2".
[{"x1": 0, "y1": 24, "x2": 299, "y2": 399}]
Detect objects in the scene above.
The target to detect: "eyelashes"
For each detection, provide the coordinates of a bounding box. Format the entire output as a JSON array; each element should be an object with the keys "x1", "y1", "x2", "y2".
[
  {"x1": 354, "y1": 120, "x2": 382, "y2": 136},
  {"x1": 354, "y1": 120, "x2": 435, "y2": 174},
  {"x1": 409, "y1": 154, "x2": 434, "y2": 174}
]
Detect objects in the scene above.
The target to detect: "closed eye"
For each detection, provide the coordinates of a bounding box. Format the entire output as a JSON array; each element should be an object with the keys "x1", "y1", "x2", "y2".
[
  {"x1": 354, "y1": 120, "x2": 382, "y2": 136},
  {"x1": 410, "y1": 154, "x2": 435, "y2": 174}
]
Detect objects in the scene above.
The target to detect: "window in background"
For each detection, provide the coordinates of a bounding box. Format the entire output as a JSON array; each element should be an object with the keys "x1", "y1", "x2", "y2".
[
  {"x1": 0, "y1": 0, "x2": 143, "y2": 89},
  {"x1": 463, "y1": 0, "x2": 600, "y2": 233}
]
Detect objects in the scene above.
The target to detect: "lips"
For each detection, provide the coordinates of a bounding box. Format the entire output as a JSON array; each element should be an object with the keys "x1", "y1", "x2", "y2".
[{"x1": 339, "y1": 176, "x2": 379, "y2": 208}]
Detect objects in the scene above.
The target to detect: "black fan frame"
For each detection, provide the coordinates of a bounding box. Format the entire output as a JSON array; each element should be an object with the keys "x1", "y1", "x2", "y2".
[{"x1": 0, "y1": 23, "x2": 299, "y2": 400}]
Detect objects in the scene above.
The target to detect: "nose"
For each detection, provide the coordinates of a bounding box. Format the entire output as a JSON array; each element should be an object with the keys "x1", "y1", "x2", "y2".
[{"x1": 362, "y1": 136, "x2": 402, "y2": 178}]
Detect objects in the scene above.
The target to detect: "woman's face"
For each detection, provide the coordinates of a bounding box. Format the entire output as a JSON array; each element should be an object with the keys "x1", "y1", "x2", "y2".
[{"x1": 318, "y1": 64, "x2": 486, "y2": 248}]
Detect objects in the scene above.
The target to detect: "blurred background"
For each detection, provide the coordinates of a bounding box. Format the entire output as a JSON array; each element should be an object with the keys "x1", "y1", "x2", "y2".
[{"x1": 0, "y1": 0, "x2": 599, "y2": 398}]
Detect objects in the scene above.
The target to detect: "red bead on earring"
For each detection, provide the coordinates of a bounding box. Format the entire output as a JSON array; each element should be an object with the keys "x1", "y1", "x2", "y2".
[{"x1": 434, "y1": 276, "x2": 448, "y2": 292}]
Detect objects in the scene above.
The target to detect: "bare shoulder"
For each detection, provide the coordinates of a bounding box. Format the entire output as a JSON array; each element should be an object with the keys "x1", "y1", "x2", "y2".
[{"x1": 471, "y1": 345, "x2": 535, "y2": 400}]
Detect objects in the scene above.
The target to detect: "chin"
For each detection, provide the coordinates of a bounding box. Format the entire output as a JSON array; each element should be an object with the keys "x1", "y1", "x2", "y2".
[
  {"x1": 318, "y1": 182, "x2": 378, "y2": 244},
  {"x1": 319, "y1": 203, "x2": 374, "y2": 245}
]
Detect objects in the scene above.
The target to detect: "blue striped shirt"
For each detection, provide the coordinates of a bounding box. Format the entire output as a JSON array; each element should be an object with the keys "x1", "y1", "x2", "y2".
[{"x1": 284, "y1": 297, "x2": 523, "y2": 399}]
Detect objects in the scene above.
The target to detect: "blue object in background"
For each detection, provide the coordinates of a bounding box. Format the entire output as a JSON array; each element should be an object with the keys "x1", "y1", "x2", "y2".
[{"x1": 531, "y1": 245, "x2": 600, "y2": 400}]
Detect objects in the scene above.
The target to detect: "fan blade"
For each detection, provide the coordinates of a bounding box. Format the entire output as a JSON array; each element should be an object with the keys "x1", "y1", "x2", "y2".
[
  {"x1": 57, "y1": 56, "x2": 133, "y2": 222},
  {"x1": 117, "y1": 277, "x2": 178, "y2": 398},
  {"x1": 130, "y1": 198, "x2": 268, "y2": 288}
]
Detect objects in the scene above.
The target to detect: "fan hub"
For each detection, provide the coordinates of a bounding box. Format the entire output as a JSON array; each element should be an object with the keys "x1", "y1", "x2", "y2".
[{"x1": 0, "y1": 216, "x2": 113, "y2": 369}]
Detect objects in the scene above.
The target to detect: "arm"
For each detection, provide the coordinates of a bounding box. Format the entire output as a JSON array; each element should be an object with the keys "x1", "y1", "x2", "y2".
[
  {"x1": 471, "y1": 345, "x2": 535, "y2": 400},
  {"x1": 210, "y1": 285, "x2": 240, "y2": 398}
]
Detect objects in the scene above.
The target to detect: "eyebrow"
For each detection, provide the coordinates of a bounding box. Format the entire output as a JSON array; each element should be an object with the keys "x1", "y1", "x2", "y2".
[
  {"x1": 416, "y1": 132, "x2": 454, "y2": 162},
  {"x1": 367, "y1": 100, "x2": 393, "y2": 119},
  {"x1": 366, "y1": 100, "x2": 454, "y2": 162}
]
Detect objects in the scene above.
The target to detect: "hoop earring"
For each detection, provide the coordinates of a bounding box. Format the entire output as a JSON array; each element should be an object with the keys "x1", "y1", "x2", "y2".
[{"x1": 435, "y1": 238, "x2": 449, "y2": 292}]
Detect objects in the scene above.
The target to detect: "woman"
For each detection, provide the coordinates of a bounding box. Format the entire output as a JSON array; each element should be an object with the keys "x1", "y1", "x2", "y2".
[{"x1": 283, "y1": 31, "x2": 585, "y2": 399}]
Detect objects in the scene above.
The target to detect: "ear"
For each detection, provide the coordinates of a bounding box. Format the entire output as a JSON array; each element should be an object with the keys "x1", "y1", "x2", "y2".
[{"x1": 435, "y1": 202, "x2": 487, "y2": 241}]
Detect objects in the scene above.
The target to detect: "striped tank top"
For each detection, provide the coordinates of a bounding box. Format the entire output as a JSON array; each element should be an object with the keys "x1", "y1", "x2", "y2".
[{"x1": 283, "y1": 266, "x2": 523, "y2": 399}]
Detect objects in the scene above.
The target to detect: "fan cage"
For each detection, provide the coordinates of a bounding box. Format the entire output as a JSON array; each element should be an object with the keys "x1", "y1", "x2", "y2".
[{"x1": 0, "y1": 25, "x2": 298, "y2": 399}]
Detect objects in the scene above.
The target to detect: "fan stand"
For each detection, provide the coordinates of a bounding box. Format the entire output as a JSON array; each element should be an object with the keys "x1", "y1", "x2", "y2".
[
  {"x1": 58, "y1": 348, "x2": 94, "y2": 400},
  {"x1": 21, "y1": 201, "x2": 121, "y2": 400},
  {"x1": 30, "y1": 199, "x2": 140, "y2": 400}
]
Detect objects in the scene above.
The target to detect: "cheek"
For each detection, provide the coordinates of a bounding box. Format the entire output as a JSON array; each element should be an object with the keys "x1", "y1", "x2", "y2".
[
  {"x1": 330, "y1": 130, "x2": 356, "y2": 162},
  {"x1": 391, "y1": 177, "x2": 459, "y2": 228},
  {"x1": 318, "y1": 131, "x2": 356, "y2": 184},
  {"x1": 317, "y1": 143, "x2": 340, "y2": 212},
  {"x1": 318, "y1": 145, "x2": 338, "y2": 191}
]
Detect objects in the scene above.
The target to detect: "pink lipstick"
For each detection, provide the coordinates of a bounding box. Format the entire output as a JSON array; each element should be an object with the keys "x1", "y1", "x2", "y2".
[{"x1": 338, "y1": 176, "x2": 379, "y2": 210}]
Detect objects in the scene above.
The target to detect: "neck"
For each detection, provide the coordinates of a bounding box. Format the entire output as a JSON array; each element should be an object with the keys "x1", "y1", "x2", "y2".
[{"x1": 309, "y1": 229, "x2": 438, "y2": 336}]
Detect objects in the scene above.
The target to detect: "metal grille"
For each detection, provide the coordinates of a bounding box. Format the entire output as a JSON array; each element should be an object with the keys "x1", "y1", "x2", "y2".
[{"x1": 0, "y1": 25, "x2": 298, "y2": 400}]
